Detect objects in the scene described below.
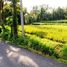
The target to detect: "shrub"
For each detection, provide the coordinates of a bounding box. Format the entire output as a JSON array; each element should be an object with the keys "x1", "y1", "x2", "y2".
[
  {"x1": 60, "y1": 44, "x2": 67, "y2": 60},
  {"x1": 1, "y1": 29, "x2": 10, "y2": 40},
  {"x1": 25, "y1": 34, "x2": 59, "y2": 57}
]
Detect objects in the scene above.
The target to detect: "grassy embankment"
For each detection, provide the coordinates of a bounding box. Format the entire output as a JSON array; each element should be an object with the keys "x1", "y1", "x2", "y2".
[
  {"x1": 18, "y1": 24, "x2": 67, "y2": 63},
  {"x1": 0, "y1": 22, "x2": 67, "y2": 63}
]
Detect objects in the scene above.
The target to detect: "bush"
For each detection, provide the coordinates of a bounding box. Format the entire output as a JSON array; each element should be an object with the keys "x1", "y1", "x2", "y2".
[
  {"x1": 1, "y1": 25, "x2": 67, "y2": 61},
  {"x1": 25, "y1": 34, "x2": 59, "y2": 57},
  {"x1": 60, "y1": 44, "x2": 67, "y2": 60},
  {"x1": 5, "y1": 16, "x2": 13, "y2": 25},
  {"x1": 10, "y1": 34, "x2": 57, "y2": 57},
  {"x1": 1, "y1": 29, "x2": 10, "y2": 40}
]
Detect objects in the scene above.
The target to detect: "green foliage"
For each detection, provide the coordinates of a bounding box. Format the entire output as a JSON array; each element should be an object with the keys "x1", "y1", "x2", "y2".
[
  {"x1": 11, "y1": 34, "x2": 57, "y2": 57},
  {"x1": 3, "y1": 3, "x2": 12, "y2": 18},
  {"x1": 60, "y1": 44, "x2": 67, "y2": 60},
  {"x1": 1, "y1": 28, "x2": 10, "y2": 40},
  {"x1": 26, "y1": 6, "x2": 67, "y2": 23},
  {"x1": 25, "y1": 34, "x2": 60, "y2": 58},
  {"x1": 19, "y1": 25, "x2": 67, "y2": 59},
  {"x1": 5, "y1": 16, "x2": 13, "y2": 25},
  {"x1": 2, "y1": 2, "x2": 67, "y2": 24},
  {"x1": 1, "y1": 24, "x2": 67, "y2": 61},
  {"x1": 1, "y1": 0, "x2": 67, "y2": 63},
  {"x1": 24, "y1": 25, "x2": 67, "y2": 43}
]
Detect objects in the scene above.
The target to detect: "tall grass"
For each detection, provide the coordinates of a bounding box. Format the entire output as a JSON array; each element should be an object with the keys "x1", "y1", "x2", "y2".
[
  {"x1": 0, "y1": 24, "x2": 67, "y2": 62},
  {"x1": 22, "y1": 25, "x2": 67, "y2": 43}
]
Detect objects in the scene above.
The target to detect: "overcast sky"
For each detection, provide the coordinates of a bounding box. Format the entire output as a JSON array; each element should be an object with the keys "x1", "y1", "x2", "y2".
[{"x1": 23, "y1": 0, "x2": 67, "y2": 11}]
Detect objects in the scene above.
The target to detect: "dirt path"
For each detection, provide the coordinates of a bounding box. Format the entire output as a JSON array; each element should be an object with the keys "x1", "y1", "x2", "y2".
[{"x1": 0, "y1": 42, "x2": 67, "y2": 67}]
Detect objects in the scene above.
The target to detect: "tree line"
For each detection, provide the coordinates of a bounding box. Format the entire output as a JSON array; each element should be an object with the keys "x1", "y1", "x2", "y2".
[{"x1": 2, "y1": 3, "x2": 67, "y2": 25}]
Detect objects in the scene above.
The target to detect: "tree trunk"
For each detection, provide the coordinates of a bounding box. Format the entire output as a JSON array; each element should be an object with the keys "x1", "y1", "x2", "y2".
[
  {"x1": 12, "y1": 0, "x2": 18, "y2": 38},
  {"x1": 20, "y1": 0, "x2": 25, "y2": 36}
]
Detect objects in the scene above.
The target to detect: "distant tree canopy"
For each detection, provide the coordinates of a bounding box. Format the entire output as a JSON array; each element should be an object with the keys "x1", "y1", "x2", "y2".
[{"x1": 2, "y1": 2, "x2": 67, "y2": 24}]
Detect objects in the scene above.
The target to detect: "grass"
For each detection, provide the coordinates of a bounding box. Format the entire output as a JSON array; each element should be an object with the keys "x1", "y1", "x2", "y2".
[
  {"x1": 18, "y1": 24, "x2": 67, "y2": 61},
  {"x1": 0, "y1": 23, "x2": 67, "y2": 63},
  {"x1": 32, "y1": 20, "x2": 67, "y2": 25},
  {"x1": 23, "y1": 25, "x2": 67, "y2": 43}
]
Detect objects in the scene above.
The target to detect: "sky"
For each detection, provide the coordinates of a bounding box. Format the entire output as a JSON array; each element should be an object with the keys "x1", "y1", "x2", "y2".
[{"x1": 23, "y1": 0, "x2": 67, "y2": 11}]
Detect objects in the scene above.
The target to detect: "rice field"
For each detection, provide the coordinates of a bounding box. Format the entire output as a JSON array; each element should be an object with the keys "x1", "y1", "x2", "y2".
[{"x1": 18, "y1": 24, "x2": 67, "y2": 60}]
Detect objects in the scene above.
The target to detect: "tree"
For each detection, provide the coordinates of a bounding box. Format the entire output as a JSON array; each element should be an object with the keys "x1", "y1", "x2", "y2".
[
  {"x1": 38, "y1": 5, "x2": 48, "y2": 21},
  {"x1": 0, "y1": 0, "x2": 5, "y2": 31},
  {"x1": 0, "y1": 0, "x2": 3, "y2": 22},
  {"x1": 11, "y1": 0, "x2": 18, "y2": 38},
  {"x1": 20, "y1": 0, "x2": 24, "y2": 36},
  {"x1": 64, "y1": 8, "x2": 67, "y2": 19},
  {"x1": 56, "y1": 7, "x2": 65, "y2": 20}
]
